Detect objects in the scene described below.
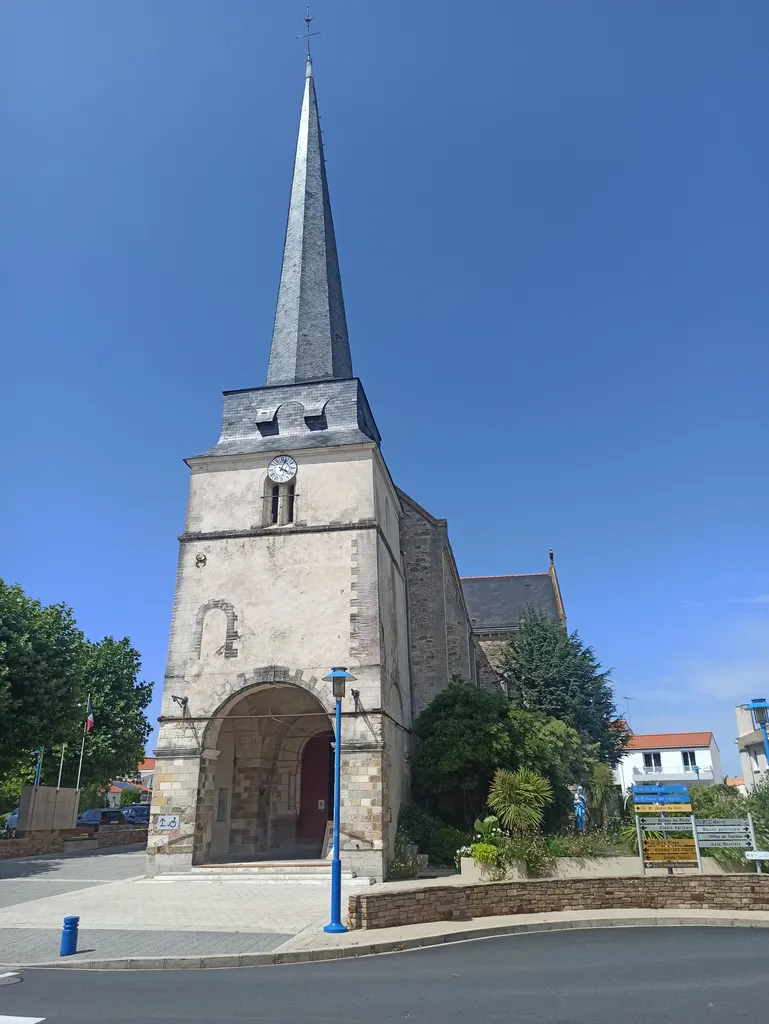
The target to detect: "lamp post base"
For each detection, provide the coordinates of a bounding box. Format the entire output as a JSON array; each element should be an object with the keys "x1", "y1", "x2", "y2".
[
  {"x1": 323, "y1": 856, "x2": 348, "y2": 933},
  {"x1": 323, "y1": 921, "x2": 348, "y2": 934}
]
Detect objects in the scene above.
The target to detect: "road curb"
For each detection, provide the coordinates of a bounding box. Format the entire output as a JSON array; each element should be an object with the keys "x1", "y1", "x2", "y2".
[{"x1": 4, "y1": 913, "x2": 769, "y2": 971}]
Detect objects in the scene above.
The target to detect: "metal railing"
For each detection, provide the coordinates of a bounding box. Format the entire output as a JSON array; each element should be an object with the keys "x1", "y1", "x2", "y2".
[{"x1": 632, "y1": 765, "x2": 714, "y2": 778}]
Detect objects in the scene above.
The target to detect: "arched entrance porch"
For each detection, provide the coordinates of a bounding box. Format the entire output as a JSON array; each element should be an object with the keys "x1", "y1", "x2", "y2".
[{"x1": 196, "y1": 683, "x2": 334, "y2": 863}]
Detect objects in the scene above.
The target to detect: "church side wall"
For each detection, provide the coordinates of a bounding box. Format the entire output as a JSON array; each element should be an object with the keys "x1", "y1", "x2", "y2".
[
  {"x1": 399, "y1": 504, "x2": 449, "y2": 718},
  {"x1": 474, "y1": 638, "x2": 504, "y2": 695},
  {"x1": 442, "y1": 547, "x2": 473, "y2": 684},
  {"x1": 372, "y1": 461, "x2": 413, "y2": 866}
]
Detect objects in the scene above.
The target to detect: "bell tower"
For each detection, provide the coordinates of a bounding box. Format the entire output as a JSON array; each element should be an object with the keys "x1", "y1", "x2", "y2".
[{"x1": 147, "y1": 53, "x2": 411, "y2": 881}]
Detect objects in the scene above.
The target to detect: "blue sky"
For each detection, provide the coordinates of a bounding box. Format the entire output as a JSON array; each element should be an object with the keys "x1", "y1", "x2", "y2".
[{"x1": 2, "y1": 2, "x2": 767, "y2": 774}]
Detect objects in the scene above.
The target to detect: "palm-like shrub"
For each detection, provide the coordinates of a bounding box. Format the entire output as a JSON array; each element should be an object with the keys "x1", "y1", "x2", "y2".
[
  {"x1": 588, "y1": 763, "x2": 619, "y2": 827},
  {"x1": 488, "y1": 766, "x2": 553, "y2": 834}
]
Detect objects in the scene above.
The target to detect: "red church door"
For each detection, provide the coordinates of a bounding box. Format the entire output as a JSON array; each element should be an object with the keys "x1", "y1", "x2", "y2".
[{"x1": 298, "y1": 733, "x2": 333, "y2": 840}]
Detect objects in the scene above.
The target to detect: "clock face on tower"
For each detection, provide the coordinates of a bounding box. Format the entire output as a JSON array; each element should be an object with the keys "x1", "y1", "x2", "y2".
[{"x1": 267, "y1": 455, "x2": 297, "y2": 483}]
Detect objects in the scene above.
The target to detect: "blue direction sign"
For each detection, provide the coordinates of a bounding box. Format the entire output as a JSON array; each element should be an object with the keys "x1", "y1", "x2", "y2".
[
  {"x1": 633, "y1": 794, "x2": 690, "y2": 804},
  {"x1": 632, "y1": 785, "x2": 690, "y2": 795}
]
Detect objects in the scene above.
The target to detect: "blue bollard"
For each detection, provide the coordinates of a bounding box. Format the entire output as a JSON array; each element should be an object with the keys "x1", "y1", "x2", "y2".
[{"x1": 60, "y1": 916, "x2": 79, "y2": 957}]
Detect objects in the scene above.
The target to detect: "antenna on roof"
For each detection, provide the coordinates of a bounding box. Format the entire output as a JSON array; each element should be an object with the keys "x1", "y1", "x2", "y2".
[{"x1": 622, "y1": 696, "x2": 634, "y2": 731}]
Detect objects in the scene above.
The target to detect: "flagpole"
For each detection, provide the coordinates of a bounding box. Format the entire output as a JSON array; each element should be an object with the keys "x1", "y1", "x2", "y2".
[
  {"x1": 33, "y1": 748, "x2": 44, "y2": 788},
  {"x1": 57, "y1": 743, "x2": 66, "y2": 789},
  {"x1": 75, "y1": 694, "x2": 91, "y2": 791},
  {"x1": 75, "y1": 723, "x2": 86, "y2": 791}
]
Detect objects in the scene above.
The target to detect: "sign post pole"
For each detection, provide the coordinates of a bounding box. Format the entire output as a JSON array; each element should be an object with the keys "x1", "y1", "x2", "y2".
[
  {"x1": 635, "y1": 812, "x2": 646, "y2": 876},
  {"x1": 691, "y1": 813, "x2": 703, "y2": 874},
  {"x1": 748, "y1": 812, "x2": 761, "y2": 875}
]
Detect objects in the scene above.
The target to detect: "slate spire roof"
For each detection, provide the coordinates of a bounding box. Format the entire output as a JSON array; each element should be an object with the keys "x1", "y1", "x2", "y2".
[{"x1": 266, "y1": 56, "x2": 353, "y2": 387}]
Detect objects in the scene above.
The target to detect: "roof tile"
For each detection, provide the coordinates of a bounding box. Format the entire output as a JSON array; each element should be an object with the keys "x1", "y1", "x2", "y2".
[{"x1": 624, "y1": 731, "x2": 713, "y2": 750}]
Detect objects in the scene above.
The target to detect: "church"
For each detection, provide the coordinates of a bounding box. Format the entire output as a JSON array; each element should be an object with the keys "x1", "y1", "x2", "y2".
[{"x1": 146, "y1": 56, "x2": 564, "y2": 880}]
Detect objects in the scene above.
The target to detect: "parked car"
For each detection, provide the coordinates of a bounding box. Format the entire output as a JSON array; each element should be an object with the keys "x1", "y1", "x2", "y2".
[
  {"x1": 121, "y1": 804, "x2": 150, "y2": 825},
  {"x1": 76, "y1": 807, "x2": 126, "y2": 828},
  {"x1": 1, "y1": 808, "x2": 19, "y2": 830}
]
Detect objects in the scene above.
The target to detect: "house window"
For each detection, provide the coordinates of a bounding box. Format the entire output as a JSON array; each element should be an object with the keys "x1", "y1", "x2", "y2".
[
  {"x1": 682, "y1": 750, "x2": 698, "y2": 769},
  {"x1": 271, "y1": 485, "x2": 280, "y2": 525},
  {"x1": 643, "y1": 752, "x2": 662, "y2": 770}
]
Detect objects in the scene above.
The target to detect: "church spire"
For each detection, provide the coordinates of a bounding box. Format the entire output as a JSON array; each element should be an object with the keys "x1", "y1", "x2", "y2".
[{"x1": 266, "y1": 55, "x2": 352, "y2": 386}]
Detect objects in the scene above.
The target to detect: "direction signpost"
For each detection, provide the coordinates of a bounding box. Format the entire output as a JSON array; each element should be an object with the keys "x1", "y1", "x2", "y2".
[
  {"x1": 633, "y1": 785, "x2": 699, "y2": 873},
  {"x1": 633, "y1": 787, "x2": 760, "y2": 875},
  {"x1": 642, "y1": 839, "x2": 698, "y2": 864},
  {"x1": 695, "y1": 817, "x2": 752, "y2": 849}
]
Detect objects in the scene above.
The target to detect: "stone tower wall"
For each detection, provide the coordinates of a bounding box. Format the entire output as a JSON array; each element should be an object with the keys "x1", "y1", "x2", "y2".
[{"x1": 148, "y1": 444, "x2": 410, "y2": 881}]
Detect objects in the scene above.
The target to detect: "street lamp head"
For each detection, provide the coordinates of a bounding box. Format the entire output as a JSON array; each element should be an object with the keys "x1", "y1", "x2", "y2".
[
  {"x1": 323, "y1": 666, "x2": 356, "y2": 700},
  {"x1": 750, "y1": 698, "x2": 769, "y2": 727}
]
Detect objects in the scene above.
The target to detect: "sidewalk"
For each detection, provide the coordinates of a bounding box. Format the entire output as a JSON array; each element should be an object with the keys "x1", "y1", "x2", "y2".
[
  {"x1": 2, "y1": 850, "x2": 769, "y2": 970},
  {"x1": 4, "y1": 907, "x2": 769, "y2": 970}
]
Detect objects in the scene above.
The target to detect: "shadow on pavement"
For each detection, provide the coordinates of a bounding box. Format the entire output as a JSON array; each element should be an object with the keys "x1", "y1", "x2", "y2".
[{"x1": 0, "y1": 844, "x2": 146, "y2": 880}]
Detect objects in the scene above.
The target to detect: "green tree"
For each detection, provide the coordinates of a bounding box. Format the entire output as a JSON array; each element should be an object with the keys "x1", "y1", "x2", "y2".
[
  {"x1": 0, "y1": 580, "x2": 85, "y2": 775},
  {"x1": 588, "y1": 762, "x2": 620, "y2": 826},
  {"x1": 501, "y1": 609, "x2": 630, "y2": 764},
  {"x1": 410, "y1": 681, "x2": 591, "y2": 830},
  {"x1": 510, "y1": 709, "x2": 594, "y2": 829},
  {"x1": 410, "y1": 681, "x2": 514, "y2": 827},
  {"x1": 690, "y1": 782, "x2": 747, "y2": 821},
  {"x1": 488, "y1": 766, "x2": 553, "y2": 834},
  {"x1": 747, "y1": 778, "x2": 769, "y2": 850},
  {"x1": 120, "y1": 787, "x2": 141, "y2": 807},
  {"x1": 53, "y1": 637, "x2": 153, "y2": 792}
]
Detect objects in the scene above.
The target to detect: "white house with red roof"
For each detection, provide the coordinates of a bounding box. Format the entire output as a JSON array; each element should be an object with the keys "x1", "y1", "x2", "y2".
[
  {"x1": 613, "y1": 731, "x2": 723, "y2": 797},
  {"x1": 104, "y1": 758, "x2": 156, "y2": 808}
]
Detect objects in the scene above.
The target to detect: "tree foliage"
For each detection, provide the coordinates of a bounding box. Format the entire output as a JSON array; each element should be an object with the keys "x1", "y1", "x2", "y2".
[
  {"x1": 120, "y1": 787, "x2": 142, "y2": 807},
  {"x1": 488, "y1": 767, "x2": 553, "y2": 834},
  {"x1": 410, "y1": 682, "x2": 514, "y2": 826},
  {"x1": 588, "y1": 762, "x2": 620, "y2": 826},
  {"x1": 689, "y1": 782, "x2": 747, "y2": 821},
  {"x1": 501, "y1": 609, "x2": 630, "y2": 764},
  {"x1": 0, "y1": 580, "x2": 85, "y2": 775},
  {"x1": 0, "y1": 579, "x2": 153, "y2": 797},
  {"x1": 53, "y1": 637, "x2": 153, "y2": 792},
  {"x1": 410, "y1": 681, "x2": 591, "y2": 829}
]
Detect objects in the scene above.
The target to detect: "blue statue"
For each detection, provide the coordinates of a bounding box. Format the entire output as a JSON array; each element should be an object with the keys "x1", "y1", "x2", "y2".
[{"x1": 573, "y1": 786, "x2": 587, "y2": 832}]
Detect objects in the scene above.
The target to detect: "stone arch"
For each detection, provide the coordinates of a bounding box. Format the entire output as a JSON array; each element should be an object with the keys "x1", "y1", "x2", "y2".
[
  {"x1": 192, "y1": 600, "x2": 239, "y2": 660},
  {"x1": 195, "y1": 676, "x2": 335, "y2": 864}
]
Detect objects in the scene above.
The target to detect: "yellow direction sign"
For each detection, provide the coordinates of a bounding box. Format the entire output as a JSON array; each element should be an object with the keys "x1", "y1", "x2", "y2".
[
  {"x1": 643, "y1": 839, "x2": 697, "y2": 862},
  {"x1": 636, "y1": 803, "x2": 692, "y2": 814}
]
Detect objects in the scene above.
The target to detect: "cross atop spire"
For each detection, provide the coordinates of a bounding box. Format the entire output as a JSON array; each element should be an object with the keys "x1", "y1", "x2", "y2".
[
  {"x1": 298, "y1": 5, "x2": 320, "y2": 59},
  {"x1": 266, "y1": 25, "x2": 351, "y2": 386}
]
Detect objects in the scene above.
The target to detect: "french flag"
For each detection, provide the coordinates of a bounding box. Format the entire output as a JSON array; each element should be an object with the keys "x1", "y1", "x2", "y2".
[{"x1": 85, "y1": 696, "x2": 95, "y2": 733}]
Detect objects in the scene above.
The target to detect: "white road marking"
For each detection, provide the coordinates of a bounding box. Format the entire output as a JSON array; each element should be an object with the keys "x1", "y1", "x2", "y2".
[
  {"x1": 0, "y1": 1016, "x2": 46, "y2": 1023},
  {"x1": 0, "y1": 973, "x2": 19, "y2": 979}
]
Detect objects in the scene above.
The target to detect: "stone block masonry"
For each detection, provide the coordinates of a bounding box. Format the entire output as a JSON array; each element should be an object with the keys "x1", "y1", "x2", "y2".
[
  {"x1": 97, "y1": 827, "x2": 148, "y2": 848},
  {"x1": 0, "y1": 836, "x2": 64, "y2": 859},
  {"x1": 348, "y1": 875, "x2": 769, "y2": 930}
]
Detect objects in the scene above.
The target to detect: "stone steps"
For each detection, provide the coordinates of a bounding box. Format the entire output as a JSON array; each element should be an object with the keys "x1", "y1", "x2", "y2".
[{"x1": 147, "y1": 860, "x2": 364, "y2": 884}]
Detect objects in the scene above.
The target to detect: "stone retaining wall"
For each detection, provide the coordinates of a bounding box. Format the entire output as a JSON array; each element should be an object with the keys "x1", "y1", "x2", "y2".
[
  {"x1": 97, "y1": 827, "x2": 148, "y2": 848},
  {"x1": 348, "y1": 875, "x2": 769, "y2": 930},
  {"x1": 0, "y1": 836, "x2": 64, "y2": 859}
]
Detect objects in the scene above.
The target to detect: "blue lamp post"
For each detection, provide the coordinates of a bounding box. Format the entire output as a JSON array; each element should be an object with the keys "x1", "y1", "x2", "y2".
[
  {"x1": 745, "y1": 698, "x2": 769, "y2": 768},
  {"x1": 322, "y1": 667, "x2": 355, "y2": 934}
]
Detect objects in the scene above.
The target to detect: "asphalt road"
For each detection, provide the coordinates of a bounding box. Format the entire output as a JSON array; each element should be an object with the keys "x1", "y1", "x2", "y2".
[{"x1": 1, "y1": 926, "x2": 767, "y2": 1023}]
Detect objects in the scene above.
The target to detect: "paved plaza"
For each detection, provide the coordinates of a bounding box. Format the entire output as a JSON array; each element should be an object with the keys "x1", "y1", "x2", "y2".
[{"x1": 0, "y1": 846, "x2": 373, "y2": 964}]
